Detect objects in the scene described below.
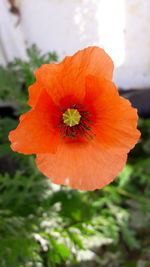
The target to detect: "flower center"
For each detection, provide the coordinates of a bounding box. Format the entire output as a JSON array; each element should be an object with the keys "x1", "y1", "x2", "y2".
[{"x1": 63, "y1": 108, "x2": 81, "y2": 127}]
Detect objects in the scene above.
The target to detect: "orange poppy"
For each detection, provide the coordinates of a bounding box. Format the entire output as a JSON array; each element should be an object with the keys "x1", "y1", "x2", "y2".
[{"x1": 9, "y1": 47, "x2": 140, "y2": 191}]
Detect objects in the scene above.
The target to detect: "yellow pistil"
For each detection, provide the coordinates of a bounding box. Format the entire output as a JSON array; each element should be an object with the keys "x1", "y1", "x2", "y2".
[{"x1": 63, "y1": 108, "x2": 81, "y2": 127}]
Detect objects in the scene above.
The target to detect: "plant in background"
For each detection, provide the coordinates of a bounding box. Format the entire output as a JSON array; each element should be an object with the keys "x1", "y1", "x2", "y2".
[{"x1": 0, "y1": 44, "x2": 58, "y2": 114}]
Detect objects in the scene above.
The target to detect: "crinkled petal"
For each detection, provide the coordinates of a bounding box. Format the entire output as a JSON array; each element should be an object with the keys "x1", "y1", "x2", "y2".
[
  {"x1": 31, "y1": 47, "x2": 114, "y2": 105},
  {"x1": 28, "y1": 82, "x2": 44, "y2": 107},
  {"x1": 84, "y1": 76, "x2": 140, "y2": 153},
  {"x1": 9, "y1": 90, "x2": 59, "y2": 154},
  {"x1": 36, "y1": 140, "x2": 127, "y2": 191},
  {"x1": 34, "y1": 62, "x2": 85, "y2": 105},
  {"x1": 61, "y1": 46, "x2": 114, "y2": 81}
]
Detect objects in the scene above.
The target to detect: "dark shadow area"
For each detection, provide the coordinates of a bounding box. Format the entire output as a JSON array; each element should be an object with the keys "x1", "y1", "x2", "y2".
[{"x1": 120, "y1": 88, "x2": 150, "y2": 118}]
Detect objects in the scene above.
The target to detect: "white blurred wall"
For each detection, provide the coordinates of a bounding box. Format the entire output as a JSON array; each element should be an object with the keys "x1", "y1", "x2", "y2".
[{"x1": 0, "y1": 0, "x2": 150, "y2": 89}]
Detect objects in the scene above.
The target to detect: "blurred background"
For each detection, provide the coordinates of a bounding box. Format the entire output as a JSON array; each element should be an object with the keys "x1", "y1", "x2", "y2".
[{"x1": 0, "y1": 0, "x2": 150, "y2": 266}]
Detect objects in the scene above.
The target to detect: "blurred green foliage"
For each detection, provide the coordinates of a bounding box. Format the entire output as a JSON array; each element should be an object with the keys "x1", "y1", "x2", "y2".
[
  {"x1": 0, "y1": 45, "x2": 150, "y2": 267},
  {"x1": 0, "y1": 44, "x2": 58, "y2": 114}
]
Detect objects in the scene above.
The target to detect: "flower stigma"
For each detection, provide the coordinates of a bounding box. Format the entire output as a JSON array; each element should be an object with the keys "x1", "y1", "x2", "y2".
[{"x1": 63, "y1": 108, "x2": 81, "y2": 127}]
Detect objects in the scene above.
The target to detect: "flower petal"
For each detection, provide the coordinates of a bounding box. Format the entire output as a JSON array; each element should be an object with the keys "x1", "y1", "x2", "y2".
[
  {"x1": 62, "y1": 46, "x2": 114, "y2": 80},
  {"x1": 84, "y1": 75, "x2": 140, "y2": 153},
  {"x1": 36, "y1": 140, "x2": 127, "y2": 191},
  {"x1": 31, "y1": 47, "x2": 114, "y2": 105},
  {"x1": 9, "y1": 91, "x2": 59, "y2": 154},
  {"x1": 28, "y1": 82, "x2": 44, "y2": 107}
]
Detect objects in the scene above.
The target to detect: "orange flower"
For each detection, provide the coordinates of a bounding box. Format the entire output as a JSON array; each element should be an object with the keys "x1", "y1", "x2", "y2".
[{"x1": 9, "y1": 47, "x2": 140, "y2": 191}]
